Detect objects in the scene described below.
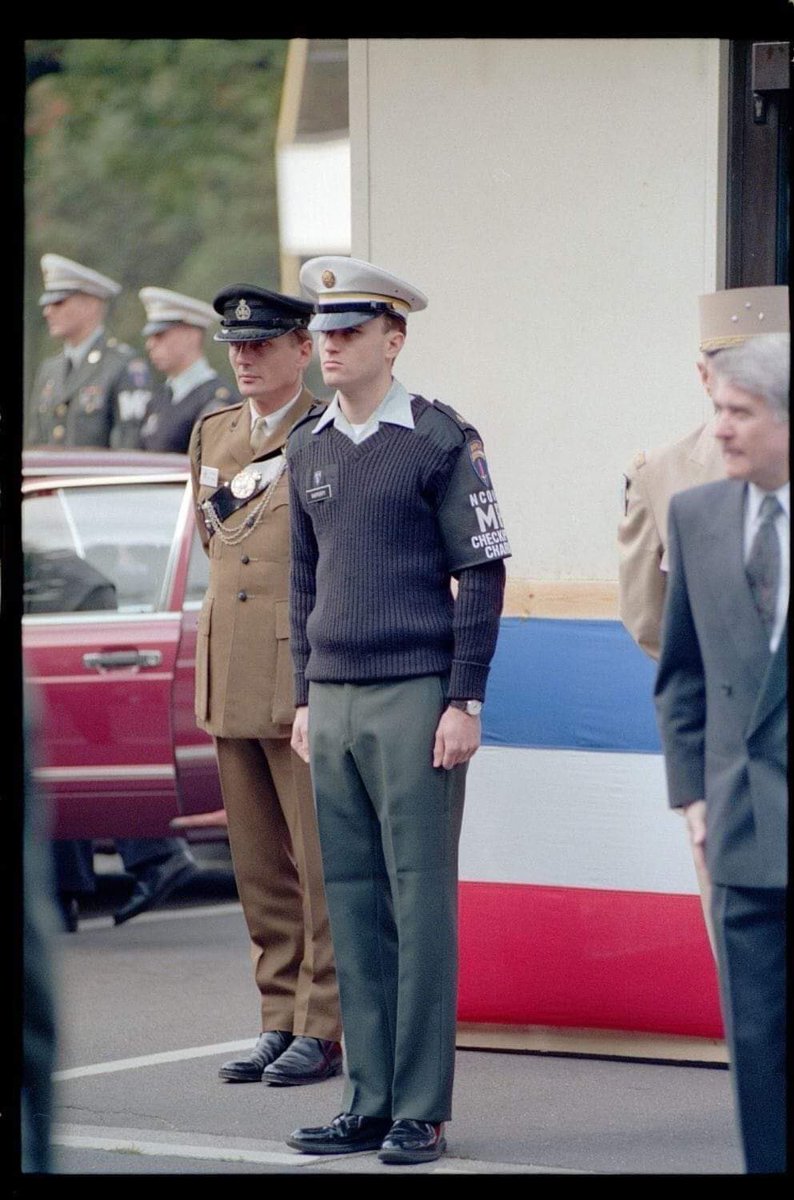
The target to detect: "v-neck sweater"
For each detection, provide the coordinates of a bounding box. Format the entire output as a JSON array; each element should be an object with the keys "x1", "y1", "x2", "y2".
[{"x1": 286, "y1": 397, "x2": 505, "y2": 705}]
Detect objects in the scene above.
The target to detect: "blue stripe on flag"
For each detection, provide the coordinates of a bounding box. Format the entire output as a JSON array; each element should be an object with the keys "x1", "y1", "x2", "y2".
[{"x1": 482, "y1": 618, "x2": 661, "y2": 753}]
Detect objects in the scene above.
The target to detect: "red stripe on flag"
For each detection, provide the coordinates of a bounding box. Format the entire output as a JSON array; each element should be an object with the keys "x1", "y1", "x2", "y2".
[{"x1": 458, "y1": 881, "x2": 723, "y2": 1038}]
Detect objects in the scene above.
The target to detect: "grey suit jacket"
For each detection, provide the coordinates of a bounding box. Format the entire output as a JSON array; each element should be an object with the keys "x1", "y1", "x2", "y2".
[{"x1": 654, "y1": 478, "x2": 788, "y2": 889}]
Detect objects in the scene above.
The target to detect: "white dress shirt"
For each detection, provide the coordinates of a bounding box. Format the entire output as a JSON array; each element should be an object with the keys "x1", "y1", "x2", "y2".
[
  {"x1": 249, "y1": 387, "x2": 302, "y2": 434},
  {"x1": 313, "y1": 378, "x2": 414, "y2": 444}
]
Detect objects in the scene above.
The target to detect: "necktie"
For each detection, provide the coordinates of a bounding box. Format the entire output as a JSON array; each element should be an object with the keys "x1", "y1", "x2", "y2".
[
  {"x1": 250, "y1": 415, "x2": 269, "y2": 455},
  {"x1": 745, "y1": 493, "x2": 782, "y2": 637}
]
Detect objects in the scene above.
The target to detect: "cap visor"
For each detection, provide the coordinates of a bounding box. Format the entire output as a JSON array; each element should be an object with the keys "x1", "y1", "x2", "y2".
[
  {"x1": 142, "y1": 320, "x2": 179, "y2": 337},
  {"x1": 308, "y1": 311, "x2": 378, "y2": 332},
  {"x1": 213, "y1": 326, "x2": 287, "y2": 343},
  {"x1": 39, "y1": 290, "x2": 76, "y2": 306}
]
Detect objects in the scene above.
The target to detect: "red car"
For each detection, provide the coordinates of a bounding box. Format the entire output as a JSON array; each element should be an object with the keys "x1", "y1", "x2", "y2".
[{"x1": 23, "y1": 449, "x2": 224, "y2": 839}]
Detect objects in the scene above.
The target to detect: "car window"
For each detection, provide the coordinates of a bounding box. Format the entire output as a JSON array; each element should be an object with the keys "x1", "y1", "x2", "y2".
[
  {"x1": 23, "y1": 483, "x2": 184, "y2": 615},
  {"x1": 183, "y1": 527, "x2": 210, "y2": 607}
]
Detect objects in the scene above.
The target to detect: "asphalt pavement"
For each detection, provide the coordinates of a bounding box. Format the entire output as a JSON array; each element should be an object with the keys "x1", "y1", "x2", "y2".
[{"x1": 38, "y1": 852, "x2": 743, "y2": 1176}]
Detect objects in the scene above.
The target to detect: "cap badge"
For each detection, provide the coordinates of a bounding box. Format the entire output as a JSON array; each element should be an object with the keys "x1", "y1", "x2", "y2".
[
  {"x1": 321, "y1": 270, "x2": 336, "y2": 288},
  {"x1": 235, "y1": 299, "x2": 251, "y2": 320}
]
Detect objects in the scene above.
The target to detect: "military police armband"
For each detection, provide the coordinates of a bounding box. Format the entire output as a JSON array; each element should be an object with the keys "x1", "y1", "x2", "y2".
[{"x1": 437, "y1": 432, "x2": 512, "y2": 571}]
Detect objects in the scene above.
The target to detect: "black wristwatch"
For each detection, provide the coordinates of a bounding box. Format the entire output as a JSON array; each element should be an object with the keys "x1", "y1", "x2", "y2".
[{"x1": 448, "y1": 699, "x2": 483, "y2": 716}]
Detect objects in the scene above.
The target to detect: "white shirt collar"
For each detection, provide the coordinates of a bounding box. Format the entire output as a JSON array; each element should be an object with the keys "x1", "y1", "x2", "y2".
[
  {"x1": 313, "y1": 378, "x2": 414, "y2": 441},
  {"x1": 746, "y1": 480, "x2": 790, "y2": 523},
  {"x1": 249, "y1": 385, "x2": 302, "y2": 432},
  {"x1": 167, "y1": 357, "x2": 215, "y2": 404},
  {"x1": 66, "y1": 326, "x2": 104, "y2": 367}
]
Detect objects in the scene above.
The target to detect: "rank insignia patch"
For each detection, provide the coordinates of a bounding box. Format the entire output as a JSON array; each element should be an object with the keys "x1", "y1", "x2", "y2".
[
  {"x1": 128, "y1": 359, "x2": 149, "y2": 387},
  {"x1": 468, "y1": 439, "x2": 491, "y2": 487}
]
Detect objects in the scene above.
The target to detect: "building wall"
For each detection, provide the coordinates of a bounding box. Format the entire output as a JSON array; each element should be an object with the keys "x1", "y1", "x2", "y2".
[
  {"x1": 349, "y1": 37, "x2": 725, "y2": 600},
  {"x1": 348, "y1": 38, "x2": 729, "y2": 1043}
]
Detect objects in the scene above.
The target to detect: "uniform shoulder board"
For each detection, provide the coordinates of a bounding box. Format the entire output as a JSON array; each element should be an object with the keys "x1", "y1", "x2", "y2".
[
  {"x1": 200, "y1": 397, "x2": 244, "y2": 424},
  {"x1": 431, "y1": 399, "x2": 477, "y2": 436},
  {"x1": 286, "y1": 402, "x2": 328, "y2": 446}
]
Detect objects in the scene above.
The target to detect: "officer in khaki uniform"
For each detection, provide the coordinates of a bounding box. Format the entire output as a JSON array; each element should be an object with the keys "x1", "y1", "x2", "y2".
[
  {"x1": 28, "y1": 254, "x2": 152, "y2": 448},
  {"x1": 618, "y1": 284, "x2": 789, "y2": 949},
  {"x1": 188, "y1": 285, "x2": 341, "y2": 1086}
]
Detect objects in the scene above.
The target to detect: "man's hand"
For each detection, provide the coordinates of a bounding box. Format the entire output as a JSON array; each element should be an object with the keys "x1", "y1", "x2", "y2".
[
  {"x1": 682, "y1": 799, "x2": 707, "y2": 875},
  {"x1": 433, "y1": 706, "x2": 481, "y2": 770},
  {"x1": 291, "y1": 705, "x2": 310, "y2": 763}
]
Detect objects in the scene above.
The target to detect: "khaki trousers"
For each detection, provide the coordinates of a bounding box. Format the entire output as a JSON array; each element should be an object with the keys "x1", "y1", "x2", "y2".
[{"x1": 214, "y1": 736, "x2": 340, "y2": 1040}]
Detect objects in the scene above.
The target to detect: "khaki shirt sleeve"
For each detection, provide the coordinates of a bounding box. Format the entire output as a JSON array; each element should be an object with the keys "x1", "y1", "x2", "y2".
[
  {"x1": 187, "y1": 418, "x2": 211, "y2": 555},
  {"x1": 617, "y1": 454, "x2": 665, "y2": 661}
]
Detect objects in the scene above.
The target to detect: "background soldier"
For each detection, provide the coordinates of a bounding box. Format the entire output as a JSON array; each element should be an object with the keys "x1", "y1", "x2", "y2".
[
  {"x1": 28, "y1": 253, "x2": 198, "y2": 929},
  {"x1": 28, "y1": 254, "x2": 152, "y2": 448},
  {"x1": 137, "y1": 287, "x2": 238, "y2": 452},
  {"x1": 188, "y1": 285, "x2": 341, "y2": 1087}
]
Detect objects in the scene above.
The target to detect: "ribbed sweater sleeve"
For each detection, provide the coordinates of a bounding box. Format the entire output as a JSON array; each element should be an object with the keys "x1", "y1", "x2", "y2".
[
  {"x1": 288, "y1": 466, "x2": 318, "y2": 706},
  {"x1": 449, "y1": 559, "x2": 506, "y2": 700}
]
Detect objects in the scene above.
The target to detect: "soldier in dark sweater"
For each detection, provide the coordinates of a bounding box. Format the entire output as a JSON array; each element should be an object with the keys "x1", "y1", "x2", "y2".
[
  {"x1": 137, "y1": 287, "x2": 238, "y2": 452},
  {"x1": 285, "y1": 258, "x2": 510, "y2": 1166}
]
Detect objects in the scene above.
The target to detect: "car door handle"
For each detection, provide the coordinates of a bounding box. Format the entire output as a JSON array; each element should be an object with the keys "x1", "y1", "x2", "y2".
[{"x1": 82, "y1": 650, "x2": 163, "y2": 670}]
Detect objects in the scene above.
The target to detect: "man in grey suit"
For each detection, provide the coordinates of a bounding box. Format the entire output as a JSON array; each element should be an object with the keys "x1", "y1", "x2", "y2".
[{"x1": 654, "y1": 328, "x2": 788, "y2": 1175}]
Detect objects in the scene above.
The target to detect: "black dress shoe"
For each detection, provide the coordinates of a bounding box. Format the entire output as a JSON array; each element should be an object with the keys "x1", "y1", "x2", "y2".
[
  {"x1": 263, "y1": 1036, "x2": 343, "y2": 1086},
  {"x1": 218, "y1": 1031, "x2": 293, "y2": 1082},
  {"x1": 113, "y1": 853, "x2": 198, "y2": 925},
  {"x1": 58, "y1": 893, "x2": 80, "y2": 933},
  {"x1": 287, "y1": 1112, "x2": 393, "y2": 1155},
  {"x1": 378, "y1": 1119, "x2": 447, "y2": 1164}
]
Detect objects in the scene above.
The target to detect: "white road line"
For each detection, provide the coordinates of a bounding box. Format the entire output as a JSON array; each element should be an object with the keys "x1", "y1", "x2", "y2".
[
  {"x1": 72, "y1": 902, "x2": 243, "y2": 931},
  {"x1": 52, "y1": 1132, "x2": 320, "y2": 1167},
  {"x1": 53, "y1": 1040, "x2": 256, "y2": 1080},
  {"x1": 51, "y1": 1125, "x2": 588, "y2": 1173}
]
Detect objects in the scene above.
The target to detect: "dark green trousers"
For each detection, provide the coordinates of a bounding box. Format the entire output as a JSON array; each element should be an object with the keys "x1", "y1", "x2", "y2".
[{"x1": 308, "y1": 676, "x2": 466, "y2": 1121}]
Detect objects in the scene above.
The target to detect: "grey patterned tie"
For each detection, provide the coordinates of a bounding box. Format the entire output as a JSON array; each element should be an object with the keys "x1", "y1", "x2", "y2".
[
  {"x1": 745, "y1": 493, "x2": 782, "y2": 637},
  {"x1": 250, "y1": 415, "x2": 269, "y2": 455}
]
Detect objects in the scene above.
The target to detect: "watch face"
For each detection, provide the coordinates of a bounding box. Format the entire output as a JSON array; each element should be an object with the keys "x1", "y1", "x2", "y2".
[{"x1": 466, "y1": 700, "x2": 483, "y2": 716}]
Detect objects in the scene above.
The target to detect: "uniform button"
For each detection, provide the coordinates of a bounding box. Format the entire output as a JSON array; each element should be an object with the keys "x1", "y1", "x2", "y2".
[
  {"x1": 53, "y1": 425, "x2": 65, "y2": 440},
  {"x1": 55, "y1": 404, "x2": 67, "y2": 416},
  {"x1": 241, "y1": 555, "x2": 250, "y2": 565},
  {"x1": 237, "y1": 590, "x2": 248, "y2": 601}
]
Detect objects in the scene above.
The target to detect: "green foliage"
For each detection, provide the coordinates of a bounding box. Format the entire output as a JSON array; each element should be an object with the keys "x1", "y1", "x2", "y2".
[{"x1": 25, "y1": 38, "x2": 289, "y2": 394}]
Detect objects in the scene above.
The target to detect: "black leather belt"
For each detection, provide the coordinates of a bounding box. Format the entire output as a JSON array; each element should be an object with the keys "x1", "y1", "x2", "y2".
[{"x1": 202, "y1": 448, "x2": 282, "y2": 531}]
